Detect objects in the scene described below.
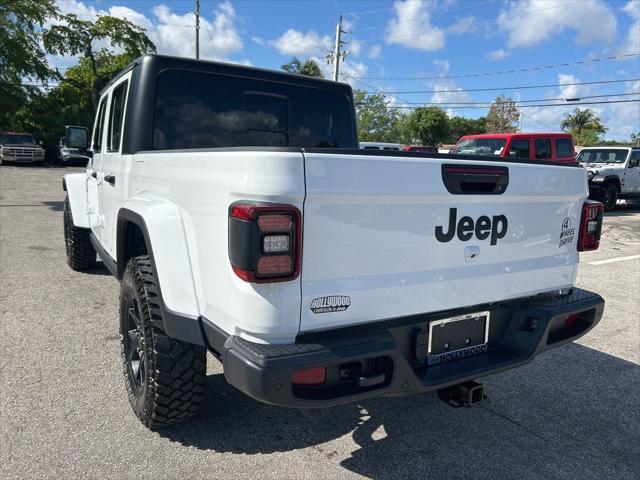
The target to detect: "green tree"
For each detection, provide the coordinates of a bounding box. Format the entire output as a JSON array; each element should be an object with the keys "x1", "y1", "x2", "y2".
[
  {"x1": 560, "y1": 108, "x2": 607, "y2": 145},
  {"x1": 485, "y1": 95, "x2": 520, "y2": 133},
  {"x1": 402, "y1": 106, "x2": 450, "y2": 146},
  {"x1": 43, "y1": 14, "x2": 156, "y2": 106},
  {"x1": 13, "y1": 53, "x2": 136, "y2": 148},
  {"x1": 353, "y1": 90, "x2": 402, "y2": 142},
  {"x1": 281, "y1": 57, "x2": 323, "y2": 77},
  {"x1": 0, "y1": 0, "x2": 58, "y2": 129},
  {"x1": 631, "y1": 132, "x2": 640, "y2": 146},
  {"x1": 447, "y1": 116, "x2": 486, "y2": 143}
]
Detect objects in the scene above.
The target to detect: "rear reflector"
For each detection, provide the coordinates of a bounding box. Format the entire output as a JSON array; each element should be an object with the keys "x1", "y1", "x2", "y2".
[
  {"x1": 564, "y1": 313, "x2": 582, "y2": 329},
  {"x1": 291, "y1": 367, "x2": 326, "y2": 386},
  {"x1": 578, "y1": 201, "x2": 604, "y2": 251}
]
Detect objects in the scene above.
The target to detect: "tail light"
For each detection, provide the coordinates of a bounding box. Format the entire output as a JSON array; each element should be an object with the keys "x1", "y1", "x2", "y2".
[
  {"x1": 578, "y1": 200, "x2": 604, "y2": 251},
  {"x1": 229, "y1": 202, "x2": 301, "y2": 283}
]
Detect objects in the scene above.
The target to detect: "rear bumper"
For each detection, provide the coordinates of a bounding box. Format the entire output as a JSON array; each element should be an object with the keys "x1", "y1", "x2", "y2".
[{"x1": 216, "y1": 288, "x2": 604, "y2": 408}]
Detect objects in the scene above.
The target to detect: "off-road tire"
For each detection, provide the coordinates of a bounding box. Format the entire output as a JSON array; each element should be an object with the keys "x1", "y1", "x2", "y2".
[
  {"x1": 602, "y1": 183, "x2": 618, "y2": 211},
  {"x1": 63, "y1": 196, "x2": 96, "y2": 270},
  {"x1": 120, "y1": 256, "x2": 206, "y2": 429}
]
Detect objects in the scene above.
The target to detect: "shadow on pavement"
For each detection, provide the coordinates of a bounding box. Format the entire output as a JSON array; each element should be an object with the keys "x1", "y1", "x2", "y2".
[{"x1": 159, "y1": 343, "x2": 639, "y2": 479}]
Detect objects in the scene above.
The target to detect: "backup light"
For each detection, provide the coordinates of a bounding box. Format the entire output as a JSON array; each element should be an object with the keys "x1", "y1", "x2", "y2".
[{"x1": 263, "y1": 234, "x2": 290, "y2": 253}]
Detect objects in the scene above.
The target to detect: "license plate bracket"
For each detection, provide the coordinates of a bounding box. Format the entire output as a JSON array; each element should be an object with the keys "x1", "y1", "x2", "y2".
[{"x1": 427, "y1": 311, "x2": 490, "y2": 365}]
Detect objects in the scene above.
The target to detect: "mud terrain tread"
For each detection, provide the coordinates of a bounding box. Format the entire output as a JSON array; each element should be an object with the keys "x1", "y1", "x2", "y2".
[
  {"x1": 122, "y1": 256, "x2": 206, "y2": 429},
  {"x1": 63, "y1": 196, "x2": 96, "y2": 270}
]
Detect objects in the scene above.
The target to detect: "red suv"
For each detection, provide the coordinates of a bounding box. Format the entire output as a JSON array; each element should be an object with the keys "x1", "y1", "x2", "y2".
[{"x1": 451, "y1": 133, "x2": 575, "y2": 164}]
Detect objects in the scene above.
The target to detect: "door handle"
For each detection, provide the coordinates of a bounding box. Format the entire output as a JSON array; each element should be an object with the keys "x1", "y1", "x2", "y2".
[{"x1": 104, "y1": 174, "x2": 116, "y2": 186}]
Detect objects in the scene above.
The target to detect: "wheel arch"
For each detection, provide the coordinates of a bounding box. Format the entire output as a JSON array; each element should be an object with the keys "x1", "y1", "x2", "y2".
[
  {"x1": 116, "y1": 200, "x2": 205, "y2": 346},
  {"x1": 63, "y1": 173, "x2": 91, "y2": 228},
  {"x1": 604, "y1": 176, "x2": 621, "y2": 192}
]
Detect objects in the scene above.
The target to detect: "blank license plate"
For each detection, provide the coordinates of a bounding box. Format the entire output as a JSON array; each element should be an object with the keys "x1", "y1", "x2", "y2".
[{"x1": 427, "y1": 311, "x2": 490, "y2": 365}]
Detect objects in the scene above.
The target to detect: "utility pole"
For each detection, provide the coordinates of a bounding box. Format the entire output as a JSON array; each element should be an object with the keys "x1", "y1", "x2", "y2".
[
  {"x1": 326, "y1": 15, "x2": 349, "y2": 82},
  {"x1": 195, "y1": 0, "x2": 200, "y2": 59}
]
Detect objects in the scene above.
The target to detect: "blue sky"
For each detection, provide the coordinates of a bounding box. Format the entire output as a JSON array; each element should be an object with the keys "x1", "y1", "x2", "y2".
[{"x1": 53, "y1": 0, "x2": 640, "y2": 140}]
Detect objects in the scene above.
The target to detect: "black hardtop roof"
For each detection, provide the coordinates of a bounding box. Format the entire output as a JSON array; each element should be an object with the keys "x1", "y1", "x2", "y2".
[{"x1": 101, "y1": 54, "x2": 353, "y2": 97}]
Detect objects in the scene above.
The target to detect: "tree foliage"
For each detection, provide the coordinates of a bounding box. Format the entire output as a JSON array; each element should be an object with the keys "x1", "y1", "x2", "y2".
[
  {"x1": 43, "y1": 14, "x2": 156, "y2": 106},
  {"x1": 485, "y1": 95, "x2": 520, "y2": 133},
  {"x1": 446, "y1": 116, "x2": 486, "y2": 143},
  {"x1": 0, "y1": 0, "x2": 58, "y2": 129},
  {"x1": 402, "y1": 106, "x2": 450, "y2": 146},
  {"x1": 560, "y1": 108, "x2": 607, "y2": 145},
  {"x1": 353, "y1": 90, "x2": 403, "y2": 142},
  {"x1": 281, "y1": 57, "x2": 323, "y2": 77}
]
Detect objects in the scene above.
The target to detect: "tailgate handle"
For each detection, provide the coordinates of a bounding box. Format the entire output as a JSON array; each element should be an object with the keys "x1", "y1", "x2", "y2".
[{"x1": 441, "y1": 165, "x2": 509, "y2": 195}]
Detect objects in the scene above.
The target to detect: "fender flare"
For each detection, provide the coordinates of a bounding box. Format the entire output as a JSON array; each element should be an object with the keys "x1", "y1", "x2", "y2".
[
  {"x1": 63, "y1": 173, "x2": 90, "y2": 228},
  {"x1": 116, "y1": 198, "x2": 205, "y2": 346}
]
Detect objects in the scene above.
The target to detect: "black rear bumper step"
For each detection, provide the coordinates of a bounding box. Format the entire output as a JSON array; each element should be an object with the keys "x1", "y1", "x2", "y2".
[{"x1": 215, "y1": 288, "x2": 604, "y2": 408}]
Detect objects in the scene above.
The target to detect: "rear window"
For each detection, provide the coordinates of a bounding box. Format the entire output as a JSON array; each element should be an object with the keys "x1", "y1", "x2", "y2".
[
  {"x1": 555, "y1": 138, "x2": 573, "y2": 158},
  {"x1": 153, "y1": 69, "x2": 355, "y2": 150},
  {"x1": 455, "y1": 138, "x2": 507, "y2": 156}
]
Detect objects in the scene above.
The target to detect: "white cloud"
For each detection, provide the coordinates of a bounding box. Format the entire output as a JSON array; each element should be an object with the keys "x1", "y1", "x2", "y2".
[
  {"x1": 447, "y1": 15, "x2": 476, "y2": 35},
  {"x1": 386, "y1": 0, "x2": 445, "y2": 51},
  {"x1": 51, "y1": 0, "x2": 243, "y2": 65},
  {"x1": 368, "y1": 44, "x2": 382, "y2": 59},
  {"x1": 557, "y1": 73, "x2": 590, "y2": 100},
  {"x1": 270, "y1": 29, "x2": 332, "y2": 57},
  {"x1": 428, "y1": 60, "x2": 472, "y2": 117},
  {"x1": 522, "y1": 77, "x2": 638, "y2": 141},
  {"x1": 152, "y1": 2, "x2": 242, "y2": 60},
  {"x1": 619, "y1": 0, "x2": 640, "y2": 55},
  {"x1": 349, "y1": 39, "x2": 363, "y2": 56},
  {"x1": 486, "y1": 48, "x2": 511, "y2": 61},
  {"x1": 497, "y1": 0, "x2": 617, "y2": 49}
]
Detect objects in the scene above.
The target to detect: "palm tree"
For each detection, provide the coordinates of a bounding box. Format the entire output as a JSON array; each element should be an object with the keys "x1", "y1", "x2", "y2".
[
  {"x1": 281, "y1": 57, "x2": 323, "y2": 78},
  {"x1": 560, "y1": 108, "x2": 606, "y2": 145}
]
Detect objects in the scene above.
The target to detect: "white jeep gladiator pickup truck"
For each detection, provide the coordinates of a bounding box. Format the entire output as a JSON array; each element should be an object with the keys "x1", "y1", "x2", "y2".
[
  {"x1": 62, "y1": 55, "x2": 605, "y2": 429},
  {"x1": 577, "y1": 146, "x2": 640, "y2": 210}
]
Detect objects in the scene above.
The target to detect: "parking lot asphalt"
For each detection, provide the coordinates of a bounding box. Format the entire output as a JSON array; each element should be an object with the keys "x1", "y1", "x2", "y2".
[{"x1": 1, "y1": 164, "x2": 639, "y2": 480}]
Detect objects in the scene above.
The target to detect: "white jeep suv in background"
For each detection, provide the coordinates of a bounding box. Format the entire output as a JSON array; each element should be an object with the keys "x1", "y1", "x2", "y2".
[{"x1": 578, "y1": 147, "x2": 640, "y2": 210}]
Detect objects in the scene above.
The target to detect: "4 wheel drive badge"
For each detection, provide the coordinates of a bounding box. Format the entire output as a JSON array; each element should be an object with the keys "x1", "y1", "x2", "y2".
[
  {"x1": 310, "y1": 296, "x2": 351, "y2": 314},
  {"x1": 559, "y1": 217, "x2": 576, "y2": 247}
]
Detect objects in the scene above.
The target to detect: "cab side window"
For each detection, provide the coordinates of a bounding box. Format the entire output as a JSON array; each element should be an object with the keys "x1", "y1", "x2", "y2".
[
  {"x1": 629, "y1": 150, "x2": 640, "y2": 167},
  {"x1": 108, "y1": 81, "x2": 129, "y2": 152},
  {"x1": 92, "y1": 98, "x2": 107, "y2": 152},
  {"x1": 555, "y1": 138, "x2": 573, "y2": 158},
  {"x1": 535, "y1": 139, "x2": 551, "y2": 159},
  {"x1": 510, "y1": 139, "x2": 530, "y2": 159}
]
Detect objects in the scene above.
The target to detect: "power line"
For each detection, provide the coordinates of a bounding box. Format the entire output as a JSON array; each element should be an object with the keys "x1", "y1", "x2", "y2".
[
  {"x1": 384, "y1": 99, "x2": 640, "y2": 110},
  {"x1": 381, "y1": 92, "x2": 640, "y2": 106},
  {"x1": 348, "y1": 53, "x2": 640, "y2": 81},
  {"x1": 356, "y1": 78, "x2": 639, "y2": 95}
]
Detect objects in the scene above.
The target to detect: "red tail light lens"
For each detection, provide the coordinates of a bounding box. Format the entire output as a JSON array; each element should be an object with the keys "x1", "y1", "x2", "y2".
[
  {"x1": 229, "y1": 202, "x2": 301, "y2": 283},
  {"x1": 291, "y1": 367, "x2": 326, "y2": 386},
  {"x1": 578, "y1": 201, "x2": 604, "y2": 251}
]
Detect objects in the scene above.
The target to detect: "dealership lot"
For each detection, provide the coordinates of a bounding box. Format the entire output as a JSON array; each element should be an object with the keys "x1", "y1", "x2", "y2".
[{"x1": 1, "y1": 165, "x2": 638, "y2": 480}]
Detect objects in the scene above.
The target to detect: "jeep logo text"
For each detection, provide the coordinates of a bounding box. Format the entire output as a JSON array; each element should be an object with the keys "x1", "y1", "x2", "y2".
[{"x1": 435, "y1": 208, "x2": 508, "y2": 245}]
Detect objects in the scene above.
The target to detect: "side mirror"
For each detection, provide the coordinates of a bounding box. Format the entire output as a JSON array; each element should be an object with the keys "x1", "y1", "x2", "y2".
[{"x1": 65, "y1": 125, "x2": 89, "y2": 149}]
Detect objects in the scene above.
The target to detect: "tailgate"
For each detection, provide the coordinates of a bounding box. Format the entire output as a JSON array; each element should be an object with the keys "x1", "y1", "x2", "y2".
[{"x1": 300, "y1": 152, "x2": 587, "y2": 333}]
